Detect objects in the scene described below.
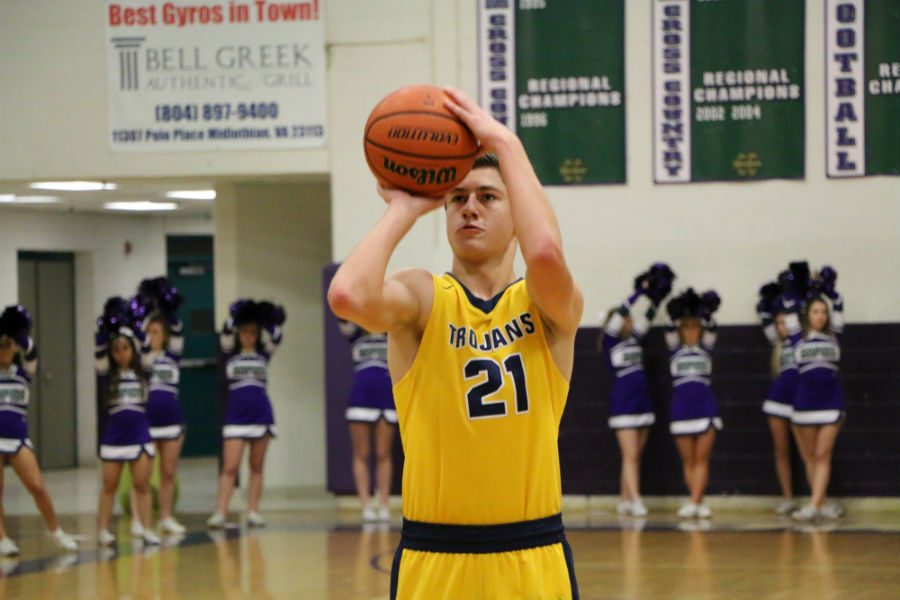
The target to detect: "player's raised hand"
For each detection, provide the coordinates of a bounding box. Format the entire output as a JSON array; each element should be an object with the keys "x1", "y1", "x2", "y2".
[
  {"x1": 376, "y1": 184, "x2": 444, "y2": 219},
  {"x1": 442, "y1": 86, "x2": 514, "y2": 152}
]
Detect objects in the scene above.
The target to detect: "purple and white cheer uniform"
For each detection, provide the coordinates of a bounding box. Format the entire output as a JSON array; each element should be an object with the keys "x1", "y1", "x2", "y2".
[
  {"x1": 784, "y1": 296, "x2": 845, "y2": 426},
  {"x1": 600, "y1": 294, "x2": 656, "y2": 429},
  {"x1": 339, "y1": 321, "x2": 396, "y2": 424},
  {"x1": 0, "y1": 338, "x2": 37, "y2": 455},
  {"x1": 666, "y1": 320, "x2": 723, "y2": 435},
  {"x1": 141, "y1": 320, "x2": 185, "y2": 440},
  {"x1": 221, "y1": 323, "x2": 282, "y2": 439},
  {"x1": 758, "y1": 309, "x2": 798, "y2": 420},
  {"x1": 96, "y1": 332, "x2": 155, "y2": 461}
]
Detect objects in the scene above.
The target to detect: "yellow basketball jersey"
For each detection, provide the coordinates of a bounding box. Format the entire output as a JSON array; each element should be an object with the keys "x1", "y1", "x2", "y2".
[{"x1": 392, "y1": 273, "x2": 569, "y2": 525}]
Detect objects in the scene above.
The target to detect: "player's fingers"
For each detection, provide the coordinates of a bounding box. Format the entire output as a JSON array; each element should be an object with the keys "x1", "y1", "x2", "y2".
[
  {"x1": 444, "y1": 86, "x2": 476, "y2": 112},
  {"x1": 443, "y1": 97, "x2": 466, "y2": 118}
]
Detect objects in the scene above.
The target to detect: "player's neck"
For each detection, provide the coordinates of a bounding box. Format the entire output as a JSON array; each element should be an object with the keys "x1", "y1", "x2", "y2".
[{"x1": 450, "y1": 253, "x2": 517, "y2": 301}]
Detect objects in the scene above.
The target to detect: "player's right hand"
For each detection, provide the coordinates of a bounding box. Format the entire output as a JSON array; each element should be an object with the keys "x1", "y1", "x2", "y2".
[{"x1": 377, "y1": 184, "x2": 443, "y2": 219}]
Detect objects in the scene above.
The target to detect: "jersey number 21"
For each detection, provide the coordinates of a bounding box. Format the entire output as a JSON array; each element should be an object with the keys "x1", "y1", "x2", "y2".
[{"x1": 463, "y1": 353, "x2": 529, "y2": 419}]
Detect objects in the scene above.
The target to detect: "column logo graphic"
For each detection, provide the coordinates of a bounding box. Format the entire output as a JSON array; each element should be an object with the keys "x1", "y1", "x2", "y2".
[{"x1": 110, "y1": 37, "x2": 145, "y2": 91}]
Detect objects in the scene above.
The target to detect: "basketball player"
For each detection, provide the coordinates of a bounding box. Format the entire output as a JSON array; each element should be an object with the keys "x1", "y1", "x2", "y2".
[{"x1": 329, "y1": 87, "x2": 582, "y2": 599}]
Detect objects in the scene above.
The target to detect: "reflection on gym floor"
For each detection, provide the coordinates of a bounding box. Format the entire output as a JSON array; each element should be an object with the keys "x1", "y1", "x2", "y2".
[{"x1": 1, "y1": 509, "x2": 899, "y2": 599}]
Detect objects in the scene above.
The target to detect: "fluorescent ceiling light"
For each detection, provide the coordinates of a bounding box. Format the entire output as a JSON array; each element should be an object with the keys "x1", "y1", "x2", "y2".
[
  {"x1": 30, "y1": 181, "x2": 117, "y2": 191},
  {"x1": 0, "y1": 195, "x2": 62, "y2": 204},
  {"x1": 104, "y1": 201, "x2": 178, "y2": 211},
  {"x1": 165, "y1": 189, "x2": 216, "y2": 200}
]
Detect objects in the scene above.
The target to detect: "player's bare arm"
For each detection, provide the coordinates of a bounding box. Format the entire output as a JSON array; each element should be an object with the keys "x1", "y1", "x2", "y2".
[
  {"x1": 327, "y1": 186, "x2": 436, "y2": 373},
  {"x1": 444, "y1": 87, "x2": 584, "y2": 365}
]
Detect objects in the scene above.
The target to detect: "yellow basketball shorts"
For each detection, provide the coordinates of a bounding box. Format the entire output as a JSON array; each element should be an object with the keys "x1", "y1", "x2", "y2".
[{"x1": 390, "y1": 513, "x2": 579, "y2": 600}]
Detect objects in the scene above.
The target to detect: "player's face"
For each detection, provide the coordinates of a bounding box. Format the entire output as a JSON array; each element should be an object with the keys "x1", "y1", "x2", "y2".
[
  {"x1": 807, "y1": 300, "x2": 829, "y2": 332},
  {"x1": 444, "y1": 168, "x2": 514, "y2": 262},
  {"x1": 239, "y1": 323, "x2": 260, "y2": 351},
  {"x1": 679, "y1": 317, "x2": 702, "y2": 346},
  {"x1": 111, "y1": 336, "x2": 135, "y2": 368},
  {"x1": 775, "y1": 313, "x2": 789, "y2": 339},
  {"x1": 147, "y1": 320, "x2": 167, "y2": 352},
  {"x1": 0, "y1": 336, "x2": 17, "y2": 368}
]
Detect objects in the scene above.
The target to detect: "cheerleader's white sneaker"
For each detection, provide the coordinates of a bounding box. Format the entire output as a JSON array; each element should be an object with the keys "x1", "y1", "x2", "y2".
[
  {"x1": 159, "y1": 517, "x2": 186, "y2": 535},
  {"x1": 98, "y1": 529, "x2": 116, "y2": 547},
  {"x1": 677, "y1": 502, "x2": 699, "y2": 519},
  {"x1": 247, "y1": 512, "x2": 266, "y2": 527},
  {"x1": 630, "y1": 500, "x2": 649, "y2": 517},
  {"x1": 53, "y1": 529, "x2": 79, "y2": 552},
  {"x1": 775, "y1": 501, "x2": 798, "y2": 515},
  {"x1": 791, "y1": 504, "x2": 820, "y2": 522},
  {"x1": 206, "y1": 512, "x2": 226, "y2": 529},
  {"x1": 142, "y1": 530, "x2": 161, "y2": 546},
  {"x1": 820, "y1": 502, "x2": 845, "y2": 520},
  {"x1": 696, "y1": 504, "x2": 712, "y2": 519},
  {"x1": 377, "y1": 505, "x2": 391, "y2": 522},
  {"x1": 130, "y1": 520, "x2": 144, "y2": 537},
  {"x1": 0, "y1": 537, "x2": 20, "y2": 556},
  {"x1": 362, "y1": 502, "x2": 378, "y2": 522}
]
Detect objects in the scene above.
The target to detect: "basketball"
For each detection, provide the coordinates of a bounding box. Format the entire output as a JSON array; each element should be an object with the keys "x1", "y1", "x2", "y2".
[{"x1": 364, "y1": 85, "x2": 479, "y2": 197}]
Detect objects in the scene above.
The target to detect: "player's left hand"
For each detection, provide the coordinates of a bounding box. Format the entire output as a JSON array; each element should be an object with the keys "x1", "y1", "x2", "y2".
[{"x1": 443, "y1": 86, "x2": 514, "y2": 152}]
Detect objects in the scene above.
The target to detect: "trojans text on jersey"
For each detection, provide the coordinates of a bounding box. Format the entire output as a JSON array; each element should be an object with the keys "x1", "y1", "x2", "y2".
[{"x1": 447, "y1": 312, "x2": 536, "y2": 352}]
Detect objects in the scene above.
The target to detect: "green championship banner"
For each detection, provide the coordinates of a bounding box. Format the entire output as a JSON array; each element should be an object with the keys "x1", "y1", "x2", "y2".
[
  {"x1": 653, "y1": 0, "x2": 805, "y2": 183},
  {"x1": 826, "y1": 0, "x2": 900, "y2": 177},
  {"x1": 478, "y1": 1, "x2": 625, "y2": 185}
]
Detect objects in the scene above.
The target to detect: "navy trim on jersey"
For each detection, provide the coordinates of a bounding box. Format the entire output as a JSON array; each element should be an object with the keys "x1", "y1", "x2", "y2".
[
  {"x1": 399, "y1": 513, "x2": 565, "y2": 554},
  {"x1": 562, "y1": 536, "x2": 581, "y2": 599},
  {"x1": 446, "y1": 273, "x2": 524, "y2": 315},
  {"x1": 389, "y1": 543, "x2": 403, "y2": 599},
  {"x1": 390, "y1": 513, "x2": 577, "y2": 598}
]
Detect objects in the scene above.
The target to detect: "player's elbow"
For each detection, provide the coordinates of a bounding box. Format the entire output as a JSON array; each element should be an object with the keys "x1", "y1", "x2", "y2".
[
  {"x1": 524, "y1": 239, "x2": 565, "y2": 273},
  {"x1": 327, "y1": 282, "x2": 359, "y2": 321},
  {"x1": 328, "y1": 281, "x2": 379, "y2": 325}
]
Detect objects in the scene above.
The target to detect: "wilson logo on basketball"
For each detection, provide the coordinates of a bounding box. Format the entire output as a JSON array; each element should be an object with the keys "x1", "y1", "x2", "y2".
[
  {"x1": 382, "y1": 157, "x2": 457, "y2": 186},
  {"x1": 386, "y1": 126, "x2": 461, "y2": 146}
]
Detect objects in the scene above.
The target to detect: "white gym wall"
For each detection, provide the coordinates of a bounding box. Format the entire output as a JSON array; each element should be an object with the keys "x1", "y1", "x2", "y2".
[{"x1": 1, "y1": 0, "x2": 897, "y2": 486}]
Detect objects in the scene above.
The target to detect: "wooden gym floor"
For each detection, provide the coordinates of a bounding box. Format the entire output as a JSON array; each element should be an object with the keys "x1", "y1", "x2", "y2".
[{"x1": 0, "y1": 508, "x2": 898, "y2": 599}]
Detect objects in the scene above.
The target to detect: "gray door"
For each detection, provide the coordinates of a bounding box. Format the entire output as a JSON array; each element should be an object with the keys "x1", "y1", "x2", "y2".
[{"x1": 17, "y1": 252, "x2": 77, "y2": 469}]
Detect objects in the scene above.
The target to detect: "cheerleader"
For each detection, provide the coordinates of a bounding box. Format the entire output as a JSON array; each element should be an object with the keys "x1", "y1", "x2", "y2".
[
  {"x1": 783, "y1": 267, "x2": 846, "y2": 522},
  {"x1": 757, "y1": 282, "x2": 799, "y2": 515},
  {"x1": 207, "y1": 300, "x2": 284, "y2": 528},
  {"x1": 95, "y1": 298, "x2": 159, "y2": 546},
  {"x1": 126, "y1": 278, "x2": 187, "y2": 537},
  {"x1": 665, "y1": 289, "x2": 722, "y2": 519},
  {"x1": 600, "y1": 264, "x2": 674, "y2": 517},
  {"x1": 0, "y1": 306, "x2": 78, "y2": 555},
  {"x1": 339, "y1": 319, "x2": 396, "y2": 522},
  {"x1": 128, "y1": 311, "x2": 186, "y2": 537}
]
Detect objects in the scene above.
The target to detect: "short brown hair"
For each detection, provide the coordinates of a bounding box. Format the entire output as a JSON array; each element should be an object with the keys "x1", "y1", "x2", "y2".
[{"x1": 473, "y1": 152, "x2": 500, "y2": 172}]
